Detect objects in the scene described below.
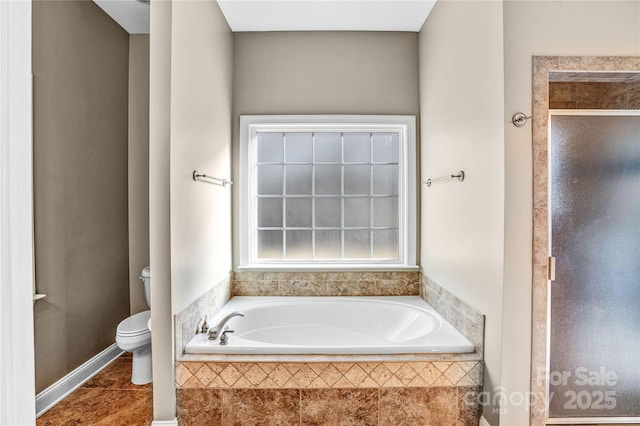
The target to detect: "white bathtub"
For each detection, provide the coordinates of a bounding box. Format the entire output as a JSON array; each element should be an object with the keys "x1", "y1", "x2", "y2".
[{"x1": 185, "y1": 296, "x2": 475, "y2": 355}]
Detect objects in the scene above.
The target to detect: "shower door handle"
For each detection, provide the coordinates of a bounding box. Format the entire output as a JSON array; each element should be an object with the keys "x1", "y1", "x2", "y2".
[{"x1": 548, "y1": 256, "x2": 556, "y2": 281}]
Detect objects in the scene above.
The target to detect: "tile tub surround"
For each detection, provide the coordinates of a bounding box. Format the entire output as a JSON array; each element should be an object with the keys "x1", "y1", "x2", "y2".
[
  {"x1": 232, "y1": 271, "x2": 420, "y2": 296},
  {"x1": 176, "y1": 360, "x2": 483, "y2": 425},
  {"x1": 419, "y1": 274, "x2": 485, "y2": 354},
  {"x1": 176, "y1": 270, "x2": 483, "y2": 357},
  {"x1": 176, "y1": 359, "x2": 482, "y2": 389},
  {"x1": 175, "y1": 274, "x2": 232, "y2": 357},
  {"x1": 175, "y1": 272, "x2": 483, "y2": 423},
  {"x1": 174, "y1": 270, "x2": 482, "y2": 357},
  {"x1": 177, "y1": 387, "x2": 481, "y2": 425}
]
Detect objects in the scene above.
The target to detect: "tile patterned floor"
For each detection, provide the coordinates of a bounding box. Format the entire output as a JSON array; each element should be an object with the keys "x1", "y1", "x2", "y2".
[{"x1": 37, "y1": 354, "x2": 153, "y2": 426}]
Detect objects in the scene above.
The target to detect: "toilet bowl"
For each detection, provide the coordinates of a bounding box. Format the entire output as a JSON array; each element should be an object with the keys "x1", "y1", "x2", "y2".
[{"x1": 116, "y1": 266, "x2": 152, "y2": 385}]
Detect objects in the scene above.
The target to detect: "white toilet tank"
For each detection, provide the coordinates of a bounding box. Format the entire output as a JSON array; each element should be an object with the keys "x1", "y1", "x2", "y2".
[{"x1": 141, "y1": 266, "x2": 151, "y2": 308}]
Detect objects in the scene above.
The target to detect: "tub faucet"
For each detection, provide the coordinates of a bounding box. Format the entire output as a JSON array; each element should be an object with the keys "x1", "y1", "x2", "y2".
[
  {"x1": 219, "y1": 329, "x2": 234, "y2": 345},
  {"x1": 208, "y1": 311, "x2": 245, "y2": 340}
]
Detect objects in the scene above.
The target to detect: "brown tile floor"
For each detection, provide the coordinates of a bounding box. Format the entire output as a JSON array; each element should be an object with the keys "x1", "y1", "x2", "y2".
[{"x1": 37, "y1": 354, "x2": 153, "y2": 426}]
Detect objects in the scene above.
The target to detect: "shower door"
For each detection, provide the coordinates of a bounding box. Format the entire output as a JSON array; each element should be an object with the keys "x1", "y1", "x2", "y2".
[{"x1": 548, "y1": 111, "x2": 640, "y2": 422}]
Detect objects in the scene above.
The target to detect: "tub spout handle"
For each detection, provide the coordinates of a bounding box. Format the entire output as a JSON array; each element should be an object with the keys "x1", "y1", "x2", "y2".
[
  {"x1": 219, "y1": 329, "x2": 234, "y2": 345},
  {"x1": 208, "y1": 311, "x2": 245, "y2": 340}
]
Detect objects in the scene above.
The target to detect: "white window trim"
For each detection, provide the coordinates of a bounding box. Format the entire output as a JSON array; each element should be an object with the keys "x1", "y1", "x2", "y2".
[{"x1": 239, "y1": 115, "x2": 417, "y2": 270}]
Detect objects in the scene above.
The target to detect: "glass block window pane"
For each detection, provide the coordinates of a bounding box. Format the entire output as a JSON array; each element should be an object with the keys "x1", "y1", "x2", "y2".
[
  {"x1": 249, "y1": 121, "x2": 411, "y2": 264},
  {"x1": 257, "y1": 132, "x2": 283, "y2": 163},
  {"x1": 315, "y1": 165, "x2": 341, "y2": 195},
  {"x1": 344, "y1": 133, "x2": 370, "y2": 162},
  {"x1": 315, "y1": 133, "x2": 341, "y2": 162},
  {"x1": 372, "y1": 133, "x2": 398, "y2": 163},
  {"x1": 344, "y1": 198, "x2": 369, "y2": 227},
  {"x1": 258, "y1": 165, "x2": 283, "y2": 195},
  {"x1": 344, "y1": 230, "x2": 371, "y2": 258},
  {"x1": 315, "y1": 231, "x2": 341, "y2": 259},
  {"x1": 315, "y1": 198, "x2": 341, "y2": 227},
  {"x1": 258, "y1": 198, "x2": 282, "y2": 227},
  {"x1": 285, "y1": 165, "x2": 312, "y2": 195},
  {"x1": 285, "y1": 132, "x2": 312, "y2": 162},
  {"x1": 344, "y1": 165, "x2": 370, "y2": 195},
  {"x1": 286, "y1": 231, "x2": 312, "y2": 259},
  {"x1": 258, "y1": 231, "x2": 283, "y2": 259},
  {"x1": 372, "y1": 229, "x2": 398, "y2": 259},
  {"x1": 286, "y1": 198, "x2": 312, "y2": 227},
  {"x1": 373, "y1": 165, "x2": 398, "y2": 195},
  {"x1": 372, "y1": 197, "x2": 398, "y2": 227}
]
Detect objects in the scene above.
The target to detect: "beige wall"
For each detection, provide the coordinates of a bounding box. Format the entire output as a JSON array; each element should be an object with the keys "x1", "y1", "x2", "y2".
[
  {"x1": 129, "y1": 34, "x2": 150, "y2": 315},
  {"x1": 32, "y1": 0, "x2": 130, "y2": 392},
  {"x1": 419, "y1": 1, "x2": 505, "y2": 424},
  {"x1": 150, "y1": 0, "x2": 233, "y2": 421},
  {"x1": 502, "y1": 1, "x2": 640, "y2": 425},
  {"x1": 232, "y1": 31, "x2": 420, "y2": 267},
  {"x1": 170, "y1": 0, "x2": 234, "y2": 315}
]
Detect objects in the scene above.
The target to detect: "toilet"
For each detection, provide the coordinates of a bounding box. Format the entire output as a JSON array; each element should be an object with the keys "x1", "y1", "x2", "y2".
[{"x1": 116, "y1": 266, "x2": 152, "y2": 385}]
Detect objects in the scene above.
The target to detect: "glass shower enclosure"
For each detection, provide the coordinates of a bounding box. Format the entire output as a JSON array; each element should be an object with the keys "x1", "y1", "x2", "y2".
[{"x1": 548, "y1": 111, "x2": 640, "y2": 422}]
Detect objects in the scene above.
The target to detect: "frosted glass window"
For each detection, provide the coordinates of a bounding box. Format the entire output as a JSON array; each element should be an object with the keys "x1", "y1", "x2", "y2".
[
  {"x1": 242, "y1": 115, "x2": 416, "y2": 267},
  {"x1": 256, "y1": 131, "x2": 398, "y2": 261}
]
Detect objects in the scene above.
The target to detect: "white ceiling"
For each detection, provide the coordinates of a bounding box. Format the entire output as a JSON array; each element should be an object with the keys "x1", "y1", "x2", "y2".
[
  {"x1": 94, "y1": 0, "x2": 150, "y2": 34},
  {"x1": 217, "y1": 1, "x2": 437, "y2": 32},
  {"x1": 93, "y1": 0, "x2": 436, "y2": 34}
]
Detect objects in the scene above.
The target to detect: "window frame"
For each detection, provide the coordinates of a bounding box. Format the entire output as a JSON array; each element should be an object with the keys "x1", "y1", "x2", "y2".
[{"x1": 239, "y1": 115, "x2": 417, "y2": 270}]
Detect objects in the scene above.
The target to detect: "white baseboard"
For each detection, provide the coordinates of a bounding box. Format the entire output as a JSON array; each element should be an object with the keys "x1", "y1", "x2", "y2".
[
  {"x1": 35, "y1": 343, "x2": 124, "y2": 417},
  {"x1": 479, "y1": 416, "x2": 491, "y2": 426},
  {"x1": 152, "y1": 419, "x2": 178, "y2": 425}
]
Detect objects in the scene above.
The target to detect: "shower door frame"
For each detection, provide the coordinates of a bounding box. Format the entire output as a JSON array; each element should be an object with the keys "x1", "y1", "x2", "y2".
[{"x1": 530, "y1": 56, "x2": 640, "y2": 426}]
